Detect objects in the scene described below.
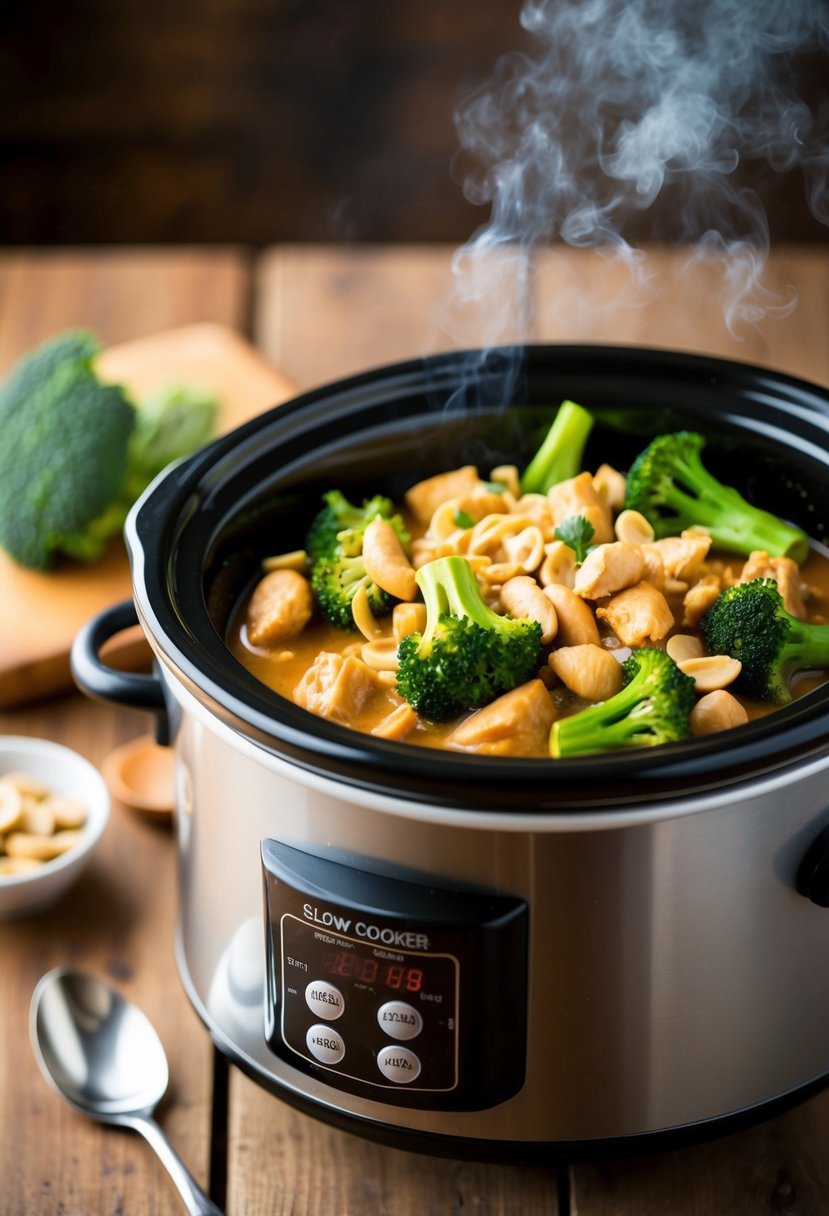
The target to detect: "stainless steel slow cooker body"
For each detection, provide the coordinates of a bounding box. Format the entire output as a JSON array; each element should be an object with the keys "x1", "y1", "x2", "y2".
[{"x1": 75, "y1": 345, "x2": 829, "y2": 1157}]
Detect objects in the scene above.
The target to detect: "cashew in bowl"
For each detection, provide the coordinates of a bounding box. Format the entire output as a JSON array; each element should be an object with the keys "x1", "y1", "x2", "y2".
[{"x1": 0, "y1": 772, "x2": 87, "y2": 877}]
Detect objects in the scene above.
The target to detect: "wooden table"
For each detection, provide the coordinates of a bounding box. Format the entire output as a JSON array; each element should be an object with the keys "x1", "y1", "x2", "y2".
[{"x1": 2, "y1": 244, "x2": 828, "y2": 1215}]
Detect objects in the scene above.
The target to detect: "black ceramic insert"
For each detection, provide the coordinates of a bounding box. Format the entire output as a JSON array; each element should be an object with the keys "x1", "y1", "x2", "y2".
[{"x1": 125, "y1": 344, "x2": 829, "y2": 813}]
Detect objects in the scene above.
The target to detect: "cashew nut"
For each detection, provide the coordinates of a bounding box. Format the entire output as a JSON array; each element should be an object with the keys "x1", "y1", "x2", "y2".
[
  {"x1": 690, "y1": 690, "x2": 749, "y2": 735},
  {"x1": 614, "y1": 509, "x2": 654, "y2": 546},
  {"x1": 666, "y1": 634, "x2": 704, "y2": 664},
  {"x1": 362, "y1": 518, "x2": 418, "y2": 602},
  {"x1": 542, "y1": 583, "x2": 601, "y2": 647},
  {"x1": 500, "y1": 576, "x2": 558, "y2": 644},
  {"x1": 393, "y1": 601, "x2": 427, "y2": 643},
  {"x1": 677, "y1": 654, "x2": 742, "y2": 693},
  {"x1": 549, "y1": 644, "x2": 623, "y2": 701}
]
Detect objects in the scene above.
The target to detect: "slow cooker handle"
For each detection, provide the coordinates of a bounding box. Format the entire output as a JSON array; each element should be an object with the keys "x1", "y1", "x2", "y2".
[
  {"x1": 797, "y1": 823, "x2": 829, "y2": 908},
  {"x1": 71, "y1": 600, "x2": 170, "y2": 745}
]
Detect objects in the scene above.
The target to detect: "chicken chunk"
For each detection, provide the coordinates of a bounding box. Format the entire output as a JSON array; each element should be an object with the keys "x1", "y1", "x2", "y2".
[
  {"x1": 682, "y1": 574, "x2": 722, "y2": 627},
  {"x1": 739, "y1": 550, "x2": 807, "y2": 619},
  {"x1": 574, "y1": 543, "x2": 645, "y2": 600},
  {"x1": 371, "y1": 703, "x2": 419, "y2": 740},
  {"x1": 447, "y1": 679, "x2": 555, "y2": 756},
  {"x1": 547, "y1": 471, "x2": 614, "y2": 544},
  {"x1": 405, "y1": 466, "x2": 480, "y2": 524},
  {"x1": 246, "y1": 569, "x2": 314, "y2": 647},
  {"x1": 596, "y1": 581, "x2": 674, "y2": 646},
  {"x1": 640, "y1": 545, "x2": 666, "y2": 591},
  {"x1": 647, "y1": 534, "x2": 712, "y2": 583},
  {"x1": 294, "y1": 652, "x2": 380, "y2": 722}
]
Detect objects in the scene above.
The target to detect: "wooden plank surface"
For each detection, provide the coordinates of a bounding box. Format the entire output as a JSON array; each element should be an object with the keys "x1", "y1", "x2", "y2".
[
  {"x1": 228, "y1": 1069, "x2": 560, "y2": 1216},
  {"x1": 257, "y1": 243, "x2": 829, "y2": 388},
  {"x1": 0, "y1": 322, "x2": 294, "y2": 707},
  {"x1": 0, "y1": 248, "x2": 250, "y2": 370},
  {"x1": 0, "y1": 249, "x2": 251, "y2": 1215}
]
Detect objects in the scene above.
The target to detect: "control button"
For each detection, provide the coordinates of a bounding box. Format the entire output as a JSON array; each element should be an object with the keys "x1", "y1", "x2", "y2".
[
  {"x1": 305, "y1": 1024, "x2": 346, "y2": 1066},
  {"x1": 305, "y1": 980, "x2": 344, "y2": 1021},
  {"x1": 376, "y1": 1000, "x2": 423, "y2": 1041},
  {"x1": 376, "y1": 1045, "x2": 421, "y2": 1084}
]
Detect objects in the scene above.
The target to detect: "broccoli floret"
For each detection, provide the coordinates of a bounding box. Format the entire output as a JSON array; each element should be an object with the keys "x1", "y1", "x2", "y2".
[
  {"x1": 700, "y1": 577, "x2": 829, "y2": 705},
  {"x1": 311, "y1": 527, "x2": 394, "y2": 631},
  {"x1": 521, "y1": 400, "x2": 595, "y2": 494},
  {"x1": 121, "y1": 383, "x2": 218, "y2": 501},
  {"x1": 0, "y1": 330, "x2": 135, "y2": 569},
  {"x1": 306, "y1": 491, "x2": 410, "y2": 629},
  {"x1": 395, "y1": 555, "x2": 542, "y2": 722},
  {"x1": 0, "y1": 333, "x2": 220, "y2": 570},
  {"x1": 550, "y1": 648, "x2": 696, "y2": 758},
  {"x1": 306, "y1": 490, "x2": 405, "y2": 561},
  {"x1": 624, "y1": 431, "x2": 808, "y2": 561}
]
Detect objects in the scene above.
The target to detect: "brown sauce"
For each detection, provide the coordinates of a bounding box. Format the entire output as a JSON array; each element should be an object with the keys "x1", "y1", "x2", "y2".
[{"x1": 227, "y1": 542, "x2": 829, "y2": 759}]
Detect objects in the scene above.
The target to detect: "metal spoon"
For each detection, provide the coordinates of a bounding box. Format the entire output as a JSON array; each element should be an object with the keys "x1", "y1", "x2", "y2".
[{"x1": 30, "y1": 967, "x2": 223, "y2": 1216}]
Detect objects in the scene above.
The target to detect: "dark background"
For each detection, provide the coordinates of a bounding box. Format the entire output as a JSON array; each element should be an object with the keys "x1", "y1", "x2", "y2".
[{"x1": 1, "y1": 0, "x2": 826, "y2": 246}]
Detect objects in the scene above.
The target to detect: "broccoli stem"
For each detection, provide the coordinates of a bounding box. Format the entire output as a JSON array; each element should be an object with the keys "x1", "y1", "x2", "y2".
[
  {"x1": 549, "y1": 679, "x2": 654, "y2": 757},
  {"x1": 550, "y1": 648, "x2": 695, "y2": 757},
  {"x1": 416, "y1": 554, "x2": 508, "y2": 645},
  {"x1": 779, "y1": 618, "x2": 829, "y2": 678},
  {"x1": 521, "y1": 400, "x2": 594, "y2": 495},
  {"x1": 661, "y1": 468, "x2": 808, "y2": 561}
]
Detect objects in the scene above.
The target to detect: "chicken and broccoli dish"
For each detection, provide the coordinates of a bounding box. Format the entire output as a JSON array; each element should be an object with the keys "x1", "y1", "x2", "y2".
[{"x1": 228, "y1": 401, "x2": 829, "y2": 758}]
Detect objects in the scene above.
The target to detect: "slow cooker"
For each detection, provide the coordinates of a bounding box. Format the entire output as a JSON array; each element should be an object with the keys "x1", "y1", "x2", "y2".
[{"x1": 72, "y1": 344, "x2": 829, "y2": 1159}]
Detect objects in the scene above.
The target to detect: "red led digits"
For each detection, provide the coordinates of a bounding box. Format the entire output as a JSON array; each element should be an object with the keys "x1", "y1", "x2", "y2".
[
  {"x1": 324, "y1": 948, "x2": 426, "y2": 992},
  {"x1": 323, "y1": 950, "x2": 356, "y2": 978},
  {"x1": 405, "y1": 968, "x2": 423, "y2": 993},
  {"x1": 359, "y1": 958, "x2": 379, "y2": 983}
]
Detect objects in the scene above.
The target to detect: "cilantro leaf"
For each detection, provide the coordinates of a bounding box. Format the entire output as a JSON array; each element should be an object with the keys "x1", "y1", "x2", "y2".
[{"x1": 554, "y1": 514, "x2": 595, "y2": 564}]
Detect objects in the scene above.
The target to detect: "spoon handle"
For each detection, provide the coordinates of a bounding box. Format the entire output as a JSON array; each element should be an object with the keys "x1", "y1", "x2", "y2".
[{"x1": 126, "y1": 1113, "x2": 224, "y2": 1215}]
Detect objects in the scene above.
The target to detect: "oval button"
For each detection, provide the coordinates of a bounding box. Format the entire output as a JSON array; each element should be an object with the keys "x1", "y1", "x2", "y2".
[
  {"x1": 376, "y1": 1045, "x2": 421, "y2": 1084},
  {"x1": 305, "y1": 1024, "x2": 346, "y2": 1066},
  {"x1": 305, "y1": 979, "x2": 344, "y2": 1021},
  {"x1": 376, "y1": 1000, "x2": 423, "y2": 1041}
]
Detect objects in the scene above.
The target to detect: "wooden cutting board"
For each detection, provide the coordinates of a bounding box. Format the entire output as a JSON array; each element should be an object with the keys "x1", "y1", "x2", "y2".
[{"x1": 0, "y1": 323, "x2": 295, "y2": 708}]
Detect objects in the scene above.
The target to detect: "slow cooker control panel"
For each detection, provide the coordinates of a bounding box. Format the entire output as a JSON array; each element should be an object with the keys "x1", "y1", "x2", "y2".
[{"x1": 261, "y1": 840, "x2": 528, "y2": 1110}]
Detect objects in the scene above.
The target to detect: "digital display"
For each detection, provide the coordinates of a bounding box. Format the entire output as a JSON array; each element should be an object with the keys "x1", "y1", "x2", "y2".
[{"x1": 323, "y1": 948, "x2": 424, "y2": 993}]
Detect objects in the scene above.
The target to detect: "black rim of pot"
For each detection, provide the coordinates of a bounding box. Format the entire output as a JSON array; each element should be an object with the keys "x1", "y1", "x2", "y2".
[{"x1": 127, "y1": 343, "x2": 829, "y2": 814}]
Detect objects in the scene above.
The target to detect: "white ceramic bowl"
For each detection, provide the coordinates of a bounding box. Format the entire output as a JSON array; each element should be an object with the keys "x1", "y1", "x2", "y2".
[{"x1": 0, "y1": 736, "x2": 110, "y2": 919}]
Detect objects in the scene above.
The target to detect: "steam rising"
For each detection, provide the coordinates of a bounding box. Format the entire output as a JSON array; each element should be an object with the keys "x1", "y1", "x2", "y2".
[{"x1": 440, "y1": 0, "x2": 829, "y2": 345}]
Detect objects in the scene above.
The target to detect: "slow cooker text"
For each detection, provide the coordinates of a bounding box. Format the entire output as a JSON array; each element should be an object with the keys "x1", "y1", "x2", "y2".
[{"x1": 302, "y1": 903, "x2": 430, "y2": 950}]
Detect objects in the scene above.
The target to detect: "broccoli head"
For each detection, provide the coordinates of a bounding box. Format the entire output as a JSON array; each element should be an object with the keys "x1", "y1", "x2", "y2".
[
  {"x1": 311, "y1": 527, "x2": 395, "y2": 630},
  {"x1": 521, "y1": 399, "x2": 594, "y2": 495},
  {"x1": 700, "y1": 577, "x2": 829, "y2": 705},
  {"x1": 395, "y1": 555, "x2": 543, "y2": 722},
  {"x1": 0, "y1": 330, "x2": 135, "y2": 569},
  {"x1": 306, "y1": 490, "x2": 406, "y2": 561},
  {"x1": 624, "y1": 431, "x2": 808, "y2": 561},
  {"x1": 550, "y1": 648, "x2": 696, "y2": 758},
  {"x1": 0, "y1": 332, "x2": 220, "y2": 570},
  {"x1": 306, "y1": 491, "x2": 410, "y2": 630}
]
